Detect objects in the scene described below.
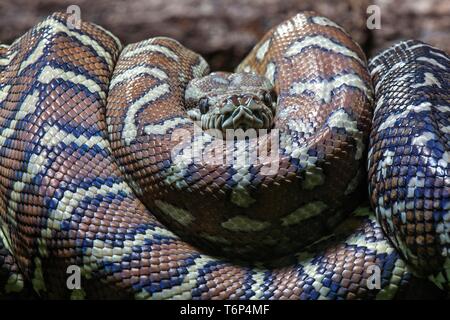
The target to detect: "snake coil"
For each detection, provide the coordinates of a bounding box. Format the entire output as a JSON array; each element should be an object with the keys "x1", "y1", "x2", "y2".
[{"x1": 0, "y1": 12, "x2": 448, "y2": 299}]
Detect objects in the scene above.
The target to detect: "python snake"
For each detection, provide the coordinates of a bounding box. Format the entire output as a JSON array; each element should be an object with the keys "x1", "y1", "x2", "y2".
[{"x1": 0, "y1": 12, "x2": 448, "y2": 299}]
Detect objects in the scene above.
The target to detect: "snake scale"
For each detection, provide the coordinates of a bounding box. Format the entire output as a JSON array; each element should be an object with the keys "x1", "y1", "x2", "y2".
[{"x1": 0, "y1": 12, "x2": 448, "y2": 299}]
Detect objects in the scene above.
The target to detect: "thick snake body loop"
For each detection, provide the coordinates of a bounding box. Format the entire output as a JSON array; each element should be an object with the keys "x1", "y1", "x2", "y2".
[
  {"x1": 368, "y1": 40, "x2": 450, "y2": 287},
  {"x1": 106, "y1": 11, "x2": 373, "y2": 260},
  {"x1": 0, "y1": 12, "x2": 448, "y2": 299}
]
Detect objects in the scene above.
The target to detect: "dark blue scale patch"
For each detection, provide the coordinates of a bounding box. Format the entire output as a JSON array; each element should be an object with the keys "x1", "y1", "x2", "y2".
[
  {"x1": 6, "y1": 50, "x2": 49, "y2": 87},
  {"x1": 44, "y1": 197, "x2": 59, "y2": 210},
  {"x1": 91, "y1": 198, "x2": 102, "y2": 208},
  {"x1": 322, "y1": 277, "x2": 332, "y2": 288},
  {"x1": 131, "y1": 245, "x2": 142, "y2": 253},
  {"x1": 326, "y1": 292, "x2": 338, "y2": 300},
  {"x1": 310, "y1": 291, "x2": 320, "y2": 300},
  {"x1": 304, "y1": 277, "x2": 315, "y2": 286},
  {"x1": 325, "y1": 281, "x2": 341, "y2": 299},
  {"x1": 332, "y1": 127, "x2": 348, "y2": 136},
  {"x1": 93, "y1": 233, "x2": 107, "y2": 242},
  {"x1": 129, "y1": 252, "x2": 141, "y2": 261},
  {"x1": 316, "y1": 266, "x2": 327, "y2": 274},
  {"x1": 239, "y1": 271, "x2": 256, "y2": 299},
  {"x1": 54, "y1": 178, "x2": 124, "y2": 224},
  {"x1": 15, "y1": 117, "x2": 33, "y2": 132},
  {"x1": 288, "y1": 157, "x2": 300, "y2": 169},
  {"x1": 130, "y1": 254, "x2": 200, "y2": 296},
  {"x1": 80, "y1": 238, "x2": 93, "y2": 252},
  {"x1": 60, "y1": 220, "x2": 72, "y2": 231},
  {"x1": 260, "y1": 271, "x2": 275, "y2": 299},
  {"x1": 0, "y1": 112, "x2": 46, "y2": 162},
  {"x1": 431, "y1": 146, "x2": 445, "y2": 160},
  {"x1": 118, "y1": 189, "x2": 129, "y2": 198},
  {"x1": 183, "y1": 163, "x2": 205, "y2": 185},
  {"x1": 140, "y1": 276, "x2": 180, "y2": 293},
  {"x1": 309, "y1": 255, "x2": 325, "y2": 265},
  {"x1": 330, "y1": 282, "x2": 340, "y2": 293},
  {"x1": 62, "y1": 120, "x2": 103, "y2": 139},
  {"x1": 105, "y1": 233, "x2": 117, "y2": 242},
  {"x1": 224, "y1": 166, "x2": 238, "y2": 188},
  {"x1": 247, "y1": 165, "x2": 259, "y2": 177},
  {"x1": 191, "y1": 260, "x2": 227, "y2": 298},
  {"x1": 124, "y1": 233, "x2": 135, "y2": 241},
  {"x1": 102, "y1": 261, "x2": 122, "y2": 275},
  {"x1": 307, "y1": 148, "x2": 319, "y2": 157},
  {"x1": 111, "y1": 238, "x2": 125, "y2": 248},
  {"x1": 146, "y1": 284, "x2": 167, "y2": 294},
  {"x1": 299, "y1": 292, "x2": 309, "y2": 300},
  {"x1": 120, "y1": 255, "x2": 132, "y2": 262}
]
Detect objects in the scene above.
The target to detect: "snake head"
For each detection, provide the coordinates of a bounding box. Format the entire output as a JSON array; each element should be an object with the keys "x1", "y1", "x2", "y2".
[{"x1": 186, "y1": 72, "x2": 277, "y2": 136}]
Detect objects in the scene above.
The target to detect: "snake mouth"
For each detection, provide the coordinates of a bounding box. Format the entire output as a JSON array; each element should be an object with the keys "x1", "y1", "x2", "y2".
[
  {"x1": 187, "y1": 96, "x2": 275, "y2": 136},
  {"x1": 221, "y1": 104, "x2": 269, "y2": 131},
  {"x1": 220, "y1": 96, "x2": 275, "y2": 133}
]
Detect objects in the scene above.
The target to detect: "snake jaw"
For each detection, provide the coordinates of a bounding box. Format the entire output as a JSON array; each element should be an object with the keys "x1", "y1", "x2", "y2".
[
  {"x1": 219, "y1": 96, "x2": 275, "y2": 133},
  {"x1": 188, "y1": 96, "x2": 275, "y2": 135}
]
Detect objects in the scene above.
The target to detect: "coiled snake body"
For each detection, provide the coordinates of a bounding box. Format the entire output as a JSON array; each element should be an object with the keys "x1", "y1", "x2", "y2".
[{"x1": 0, "y1": 12, "x2": 448, "y2": 299}]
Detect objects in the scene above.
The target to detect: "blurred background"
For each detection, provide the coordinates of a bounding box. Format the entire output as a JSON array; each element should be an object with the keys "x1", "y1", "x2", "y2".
[{"x1": 0, "y1": 0, "x2": 449, "y2": 71}]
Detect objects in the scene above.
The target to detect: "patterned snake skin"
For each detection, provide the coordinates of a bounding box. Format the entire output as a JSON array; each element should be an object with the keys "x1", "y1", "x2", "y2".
[
  {"x1": 0, "y1": 12, "x2": 448, "y2": 299},
  {"x1": 368, "y1": 41, "x2": 450, "y2": 288}
]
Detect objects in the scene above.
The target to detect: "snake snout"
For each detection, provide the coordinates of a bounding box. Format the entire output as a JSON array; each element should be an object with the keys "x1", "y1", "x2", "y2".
[{"x1": 221, "y1": 95, "x2": 272, "y2": 133}]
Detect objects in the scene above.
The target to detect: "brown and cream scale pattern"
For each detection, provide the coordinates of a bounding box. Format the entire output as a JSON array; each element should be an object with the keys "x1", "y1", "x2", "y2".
[
  {"x1": 0, "y1": 12, "x2": 447, "y2": 299},
  {"x1": 106, "y1": 11, "x2": 374, "y2": 260}
]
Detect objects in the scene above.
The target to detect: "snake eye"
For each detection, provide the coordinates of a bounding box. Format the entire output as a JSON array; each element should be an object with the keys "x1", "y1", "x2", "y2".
[
  {"x1": 263, "y1": 90, "x2": 276, "y2": 106},
  {"x1": 199, "y1": 98, "x2": 209, "y2": 114}
]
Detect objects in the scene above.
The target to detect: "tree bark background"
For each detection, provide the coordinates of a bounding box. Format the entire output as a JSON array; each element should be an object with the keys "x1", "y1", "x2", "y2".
[{"x1": 1, "y1": 0, "x2": 448, "y2": 70}]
